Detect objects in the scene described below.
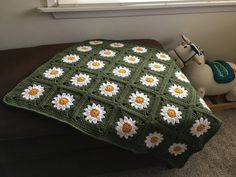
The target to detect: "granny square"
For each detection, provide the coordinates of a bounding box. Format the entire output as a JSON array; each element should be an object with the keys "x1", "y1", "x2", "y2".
[{"x1": 3, "y1": 40, "x2": 221, "y2": 167}]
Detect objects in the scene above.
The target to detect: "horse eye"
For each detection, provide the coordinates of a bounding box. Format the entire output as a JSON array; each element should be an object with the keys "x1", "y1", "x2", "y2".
[{"x1": 184, "y1": 45, "x2": 188, "y2": 48}]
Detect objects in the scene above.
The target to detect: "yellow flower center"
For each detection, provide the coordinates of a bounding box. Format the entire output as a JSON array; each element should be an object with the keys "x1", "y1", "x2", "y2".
[
  {"x1": 81, "y1": 47, "x2": 88, "y2": 50},
  {"x1": 167, "y1": 109, "x2": 177, "y2": 118},
  {"x1": 174, "y1": 146, "x2": 182, "y2": 152},
  {"x1": 150, "y1": 136, "x2": 159, "y2": 144},
  {"x1": 146, "y1": 77, "x2": 154, "y2": 83},
  {"x1": 104, "y1": 51, "x2": 111, "y2": 55},
  {"x1": 68, "y1": 56, "x2": 75, "y2": 61},
  {"x1": 90, "y1": 109, "x2": 100, "y2": 118},
  {"x1": 28, "y1": 89, "x2": 39, "y2": 96},
  {"x1": 137, "y1": 47, "x2": 143, "y2": 51},
  {"x1": 196, "y1": 124, "x2": 205, "y2": 132},
  {"x1": 175, "y1": 88, "x2": 183, "y2": 94},
  {"x1": 122, "y1": 123, "x2": 132, "y2": 133},
  {"x1": 77, "y1": 77, "x2": 85, "y2": 82},
  {"x1": 58, "y1": 97, "x2": 69, "y2": 105},
  {"x1": 135, "y1": 96, "x2": 144, "y2": 104},
  {"x1": 105, "y1": 85, "x2": 114, "y2": 92},
  {"x1": 128, "y1": 57, "x2": 136, "y2": 61},
  {"x1": 118, "y1": 69, "x2": 126, "y2": 74},
  {"x1": 92, "y1": 62, "x2": 100, "y2": 67},
  {"x1": 160, "y1": 54, "x2": 167, "y2": 58},
  {"x1": 50, "y1": 70, "x2": 58, "y2": 75},
  {"x1": 154, "y1": 64, "x2": 161, "y2": 69}
]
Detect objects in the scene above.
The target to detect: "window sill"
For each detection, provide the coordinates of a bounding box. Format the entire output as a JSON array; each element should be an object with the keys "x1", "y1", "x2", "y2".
[{"x1": 38, "y1": 1, "x2": 236, "y2": 19}]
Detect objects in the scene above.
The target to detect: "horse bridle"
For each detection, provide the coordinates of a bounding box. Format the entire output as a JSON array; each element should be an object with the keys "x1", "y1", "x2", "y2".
[
  {"x1": 173, "y1": 49, "x2": 197, "y2": 66},
  {"x1": 174, "y1": 42, "x2": 203, "y2": 66}
]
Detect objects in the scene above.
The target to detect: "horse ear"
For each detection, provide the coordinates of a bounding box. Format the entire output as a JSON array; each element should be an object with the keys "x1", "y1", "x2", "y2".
[
  {"x1": 181, "y1": 34, "x2": 191, "y2": 44},
  {"x1": 190, "y1": 43, "x2": 201, "y2": 56}
]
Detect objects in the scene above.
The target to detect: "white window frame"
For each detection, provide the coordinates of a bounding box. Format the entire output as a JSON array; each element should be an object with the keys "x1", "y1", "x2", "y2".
[{"x1": 38, "y1": 0, "x2": 236, "y2": 19}]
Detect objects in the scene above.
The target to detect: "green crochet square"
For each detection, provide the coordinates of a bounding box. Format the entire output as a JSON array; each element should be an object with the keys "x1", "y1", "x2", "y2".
[{"x1": 3, "y1": 40, "x2": 221, "y2": 168}]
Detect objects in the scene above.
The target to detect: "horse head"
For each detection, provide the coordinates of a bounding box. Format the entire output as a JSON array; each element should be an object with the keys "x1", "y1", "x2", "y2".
[{"x1": 169, "y1": 35, "x2": 205, "y2": 68}]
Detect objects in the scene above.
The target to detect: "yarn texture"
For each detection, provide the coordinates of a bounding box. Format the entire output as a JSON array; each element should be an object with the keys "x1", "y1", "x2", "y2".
[{"x1": 4, "y1": 40, "x2": 221, "y2": 168}]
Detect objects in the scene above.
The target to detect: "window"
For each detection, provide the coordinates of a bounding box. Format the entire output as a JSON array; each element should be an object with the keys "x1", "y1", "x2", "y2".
[
  {"x1": 57, "y1": 0, "x2": 236, "y2": 6},
  {"x1": 41, "y1": 0, "x2": 236, "y2": 18},
  {"x1": 58, "y1": 0, "x2": 184, "y2": 4}
]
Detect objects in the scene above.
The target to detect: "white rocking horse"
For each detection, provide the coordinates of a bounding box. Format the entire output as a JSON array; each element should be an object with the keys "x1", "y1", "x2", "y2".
[{"x1": 169, "y1": 35, "x2": 236, "y2": 102}]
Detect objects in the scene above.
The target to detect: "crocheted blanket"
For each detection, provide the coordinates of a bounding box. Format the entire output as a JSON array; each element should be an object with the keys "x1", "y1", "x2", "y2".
[{"x1": 3, "y1": 40, "x2": 221, "y2": 168}]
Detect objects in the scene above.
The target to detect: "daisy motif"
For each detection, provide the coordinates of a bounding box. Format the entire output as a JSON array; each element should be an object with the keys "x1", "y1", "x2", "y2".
[
  {"x1": 43, "y1": 67, "x2": 64, "y2": 79},
  {"x1": 168, "y1": 84, "x2": 188, "y2": 99},
  {"x1": 99, "y1": 49, "x2": 116, "y2": 58},
  {"x1": 140, "y1": 74, "x2": 159, "y2": 87},
  {"x1": 148, "y1": 62, "x2": 166, "y2": 72},
  {"x1": 160, "y1": 104, "x2": 182, "y2": 125},
  {"x1": 190, "y1": 117, "x2": 211, "y2": 137},
  {"x1": 145, "y1": 132, "x2": 164, "y2": 148},
  {"x1": 99, "y1": 82, "x2": 119, "y2": 97},
  {"x1": 132, "y1": 46, "x2": 147, "y2": 53},
  {"x1": 87, "y1": 60, "x2": 105, "y2": 70},
  {"x1": 77, "y1": 46, "x2": 92, "y2": 52},
  {"x1": 62, "y1": 54, "x2": 80, "y2": 63},
  {"x1": 110, "y1": 42, "x2": 124, "y2": 48},
  {"x1": 70, "y1": 73, "x2": 91, "y2": 87},
  {"x1": 83, "y1": 103, "x2": 106, "y2": 124},
  {"x1": 115, "y1": 116, "x2": 138, "y2": 139},
  {"x1": 156, "y1": 52, "x2": 171, "y2": 61},
  {"x1": 175, "y1": 71, "x2": 190, "y2": 83},
  {"x1": 52, "y1": 93, "x2": 74, "y2": 110},
  {"x1": 112, "y1": 66, "x2": 131, "y2": 78},
  {"x1": 168, "y1": 143, "x2": 187, "y2": 156},
  {"x1": 129, "y1": 91, "x2": 150, "y2": 110},
  {"x1": 89, "y1": 40, "x2": 103, "y2": 45},
  {"x1": 123, "y1": 55, "x2": 140, "y2": 64},
  {"x1": 199, "y1": 98, "x2": 211, "y2": 111},
  {"x1": 22, "y1": 84, "x2": 44, "y2": 100}
]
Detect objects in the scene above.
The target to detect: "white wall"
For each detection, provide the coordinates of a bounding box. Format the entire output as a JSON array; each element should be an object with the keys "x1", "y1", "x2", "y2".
[{"x1": 1, "y1": 0, "x2": 236, "y2": 61}]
